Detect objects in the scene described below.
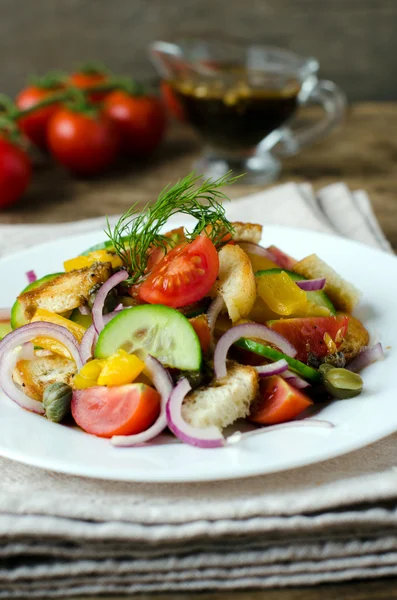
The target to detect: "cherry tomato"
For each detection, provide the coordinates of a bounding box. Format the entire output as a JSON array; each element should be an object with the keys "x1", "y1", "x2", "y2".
[
  {"x1": 0, "y1": 138, "x2": 31, "y2": 209},
  {"x1": 268, "y1": 315, "x2": 349, "y2": 362},
  {"x1": 139, "y1": 235, "x2": 219, "y2": 308},
  {"x1": 47, "y1": 108, "x2": 119, "y2": 176},
  {"x1": 249, "y1": 376, "x2": 313, "y2": 425},
  {"x1": 68, "y1": 69, "x2": 108, "y2": 103},
  {"x1": 71, "y1": 383, "x2": 161, "y2": 438},
  {"x1": 16, "y1": 85, "x2": 64, "y2": 151},
  {"x1": 160, "y1": 81, "x2": 185, "y2": 121},
  {"x1": 103, "y1": 91, "x2": 167, "y2": 157}
]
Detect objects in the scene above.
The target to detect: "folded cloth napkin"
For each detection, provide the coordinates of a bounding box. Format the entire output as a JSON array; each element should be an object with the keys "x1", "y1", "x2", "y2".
[{"x1": 0, "y1": 181, "x2": 395, "y2": 599}]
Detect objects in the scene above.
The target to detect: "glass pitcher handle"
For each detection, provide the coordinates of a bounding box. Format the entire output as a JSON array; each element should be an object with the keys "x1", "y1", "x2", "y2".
[{"x1": 271, "y1": 80, "x2": 347, "y2": 157}]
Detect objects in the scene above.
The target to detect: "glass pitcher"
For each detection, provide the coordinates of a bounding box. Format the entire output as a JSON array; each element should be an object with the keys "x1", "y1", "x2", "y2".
[{"x1": 150, "y1": 39, "x2": 346, "y2": 184}]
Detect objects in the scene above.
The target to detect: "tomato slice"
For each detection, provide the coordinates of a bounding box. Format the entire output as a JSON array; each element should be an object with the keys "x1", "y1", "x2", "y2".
[
  {"x1": 71, "y1": 383, "x2": 161, "y2": 438},
  {"x1": 249, "y1": 375, "x2": 313, "y2": 425},
  {"x1": 268, "y1": 315, "x2": 349, "y2": 362},
  {"x1": 139, "y1": 235, "x2": 219, "y2": 308},
  {"x1": 189, "y1": 314, "x2": 211, "y2": 354}
]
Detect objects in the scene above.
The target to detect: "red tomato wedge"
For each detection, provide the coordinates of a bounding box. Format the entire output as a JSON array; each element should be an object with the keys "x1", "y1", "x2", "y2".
[
  {"x1": 71, "y1": 383, "x2": 161, "y2": 438},
  {"x1": 249, "y1": 375, "x2": 313, "y2": 425},
  {"x1": 189, "y1": 314, "x2": 211, "y2": 354},
  {"x1": 139, "y1": 235, "x2": 219, "y2": 308},
  {"x1": 268, "y1": 315, "x2": 349, "y2": 362}
]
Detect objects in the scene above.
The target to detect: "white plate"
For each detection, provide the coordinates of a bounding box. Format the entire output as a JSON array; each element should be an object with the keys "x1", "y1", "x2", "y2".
[{"x1": 0, "y1": 224, "x2": 394, "y2": 482}]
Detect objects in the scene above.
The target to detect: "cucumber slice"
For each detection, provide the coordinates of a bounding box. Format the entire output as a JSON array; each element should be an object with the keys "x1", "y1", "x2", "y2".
[
  {"x1": 11, "y1": 273, "x2": 63, "y2": 330},
  {"x1": 95, "y1": 304, "x2": 202, "y2": 370},
  {"x1": 69, "y1": 308, "x2": 92, "y2": 329},
  {"x1": 255, "y1": 268, "x2": 336, "y2": 315},
  {"x1": 236, "y1": 338, "x2": 322, "y2": 384},
  {"x1": 81, "y1": 235, "x2": 130, "y2": 256}
]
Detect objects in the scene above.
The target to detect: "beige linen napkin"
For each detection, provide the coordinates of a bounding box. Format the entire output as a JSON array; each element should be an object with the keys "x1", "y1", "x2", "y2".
[{"x1": 0, "y1": 181, "x2": 395, "y2": 598}]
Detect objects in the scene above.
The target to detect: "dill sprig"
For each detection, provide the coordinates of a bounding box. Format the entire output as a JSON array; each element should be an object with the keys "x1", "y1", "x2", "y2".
[{"x1": 105, "y1": 171, "x2": 240, "y2": 285}]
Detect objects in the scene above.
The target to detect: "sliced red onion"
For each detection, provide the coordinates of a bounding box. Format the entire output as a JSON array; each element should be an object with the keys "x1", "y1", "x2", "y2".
[
  {"x1": 26, "y1": 270, "x2": 37, "y2": 284},
  {"x1": 166, "y1": 378, "x2": 224, "y2": 448},
  {"x1": 254, "y1": 359, "x2": 289, "y2": 377},
  {"x1": 296, "y1": 278, "x2": 326, "y2": 291},
  {"x1": 80, "y1": 310, "x2": 129, "y2": 364},
  {"x1": 111, "y1": 355, "x2": 173, "y2": 447},
  {"x1": 266, "y1": 245, "x2": 297, "y2": 270},
  {"x1": 0, "y1": 322, "x2": 83, "y2": 369},
  {"x1": 92, "y1": 270, "x2": 128, "y2": 334},
  {"x1": 207, "y1": 296, "x2": 225, "y2": 349},
  {"x1": 0, "y1": 308, "x2": 11, "y2": 321},
  {"x1": 347, "y1": 343, "x2": 385, "y2": 373},
  {"x1": 78, "y1": 305, "x2": 91, "y2": 315},
  {"x1": 0, "y1": 345, "x2": 45, "y2": 414},
  {"x1": 214, "y1": 323, "x2": 297, "y2": 380},
  {"x1": 237, "y1": 241, "x2": 277, "y2": 262},
  {"x1": 282, "y1": 369, "x2": 311, "y2": 389},
  {"x1": 226, "y1": 419, "x2": 334, "y2": 444}
]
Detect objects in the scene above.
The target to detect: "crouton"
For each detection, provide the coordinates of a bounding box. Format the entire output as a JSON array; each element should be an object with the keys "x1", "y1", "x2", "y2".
[
  {"x1": 181, "y1": 361, "x2": 258, "y2": 430},
  {"x1": 293, "y1": 254, "x2": 361, "y2": 313},
  {"x1": 231, "y1": 222, "x2": 263, "y2": 244},
  {"x1": 15, "y1": 355, "x2": 77, "y2": 401},
  {"x1": 213, "y1": 244, "x2": 256, "y2": 323},
  {"x1": 339, "y1": 315, "x2": 370, "y2": 361},
  {"x1": 17, "y1": 262, "x2": 112, "y2": 321}
]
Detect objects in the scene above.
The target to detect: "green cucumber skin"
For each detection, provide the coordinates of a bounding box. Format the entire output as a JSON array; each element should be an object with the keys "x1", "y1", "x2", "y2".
[
  {"x1": 95, "y1": 304, "x2": 202, "y2": 371},
  {"x1": 236, "y1": 338, "x2": 322, "y2": 384},
  {"x1": 11, "y1": 273, "x2": 64, "y2": 330},
  {"x1": 82, "y1": 235, "x2": 130, "y2": 256},
  {"x1": 255, "y1": 268, "x2": 336, "y2": 315}
]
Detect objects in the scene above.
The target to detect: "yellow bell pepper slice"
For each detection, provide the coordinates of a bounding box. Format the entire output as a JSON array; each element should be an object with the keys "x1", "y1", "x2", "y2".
[
  {"x1": 74, "y1": 359, "x2": 106, "y2": 389},
  {"x1": 31, "y1": 308, "x2": 87, "y2": 358},
  {"x1": 97, "y1": 350, "x2": 145, "y2": 387},
  {"x1": 257, "y1": 271, "x2": 308, "y2": 316},
  {"x1": 64, "y1": 250, "x2": 122, "y2": 272}
]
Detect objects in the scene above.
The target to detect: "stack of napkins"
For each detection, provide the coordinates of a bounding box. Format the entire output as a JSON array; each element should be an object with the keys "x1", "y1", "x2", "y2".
[{"x1": 0, "y1": 182, "x2": 396, "y2": 598}]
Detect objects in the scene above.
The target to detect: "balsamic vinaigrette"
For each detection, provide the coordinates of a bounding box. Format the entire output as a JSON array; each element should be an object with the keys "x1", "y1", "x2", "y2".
[{"x1": 169, "y1": 70, "x2": 301, "y2": 152}]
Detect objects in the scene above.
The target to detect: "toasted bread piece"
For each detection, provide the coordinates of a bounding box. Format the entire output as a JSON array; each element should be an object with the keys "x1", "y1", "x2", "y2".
[
  {"x1": 16, "y1": 355, "x2": 77, "y2": 401},
  {"x1": 182, "y1": 361, "x2": 259, "y2": 429},
  {"x1": 231, "y1": 222, "x2": 263, "y2": 244},
  {"x1": 214, "y1": 244, "x2": 256, "y2": 323},
  {"x1": 293, "y1": 254, "x2": 361, "y2": 313},
  {"x1": 18, "y1": 262, "x2": 112, "y2": 322},
  {"x1": 339, "y1": 315, "x2": 370, "y2": 361}
]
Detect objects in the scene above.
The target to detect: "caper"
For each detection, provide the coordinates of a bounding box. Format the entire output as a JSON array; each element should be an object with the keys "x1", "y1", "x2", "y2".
[
  {"x1": 319, "y1": 363, "x2": 335, "y2": 375},
  {"x1": 323, "y1": 368, "x2": 363, "y2": 400},
  {"x1": 43, "y1": 382, "x2": 72, "y2": 423}
]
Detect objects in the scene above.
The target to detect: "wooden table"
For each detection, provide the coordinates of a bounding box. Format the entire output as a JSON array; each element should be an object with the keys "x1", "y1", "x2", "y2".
[{"x1": 3, "y1": 103, "x2": 397, "y2": 599}]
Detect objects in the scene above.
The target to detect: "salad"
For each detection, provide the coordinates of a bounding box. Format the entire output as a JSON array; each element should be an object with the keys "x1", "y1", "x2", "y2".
[{"x1": 0, "y1": 173, "x2": 384, "y2": 448}]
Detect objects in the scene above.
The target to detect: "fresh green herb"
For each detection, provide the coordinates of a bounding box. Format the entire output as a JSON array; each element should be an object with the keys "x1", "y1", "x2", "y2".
[{"x1": 105, "y1": 171, "x2": 239, "y2": 285}]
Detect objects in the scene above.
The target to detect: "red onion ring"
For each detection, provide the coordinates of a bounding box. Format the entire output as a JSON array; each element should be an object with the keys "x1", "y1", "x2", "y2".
[
  {"x1": 237, "y1": 242, "x2": 277, "y2": 262},
  {"x1": 111, "y1": 355, "x2": 173, "y2": 447},
  {"x1": 0, "y1": 308, "x2": 11, "y2": 321},
  {"x1": 0, "y1": 345, "x2": 44, "y2": 414},
  {"x1": 254, "y1": 359, "x2": 289, "y2": 377},
  {"x1": 296, "y1": 278, "x2": 326, "y2": 291},
  {"x1": 80, "y1": 309, "x2": 130, "y2": 364},
  {"x1": 92, "y1": 270, "x2": 128, "y2": 334},
  {"x1": 226, "y1": 419, "x2": 334, "y2": 444},
  {"x1": 282, "y1": 369, "x2": 311, "y2": 389},
  {"x1": 207, "y1": 296, "x2": 224, "y2": 350},
  {"x1": 25, "y1": 270, "x2": 37, "y2": 284},
  {"x1": 214, "y1": 323, "x2": 297, "y2": 380},
  {"x1": 166, "y1": 378, "x2": 224, "y2": 448},
  {"x1": 347, "y1": 343, "x2": 384, "y2": 373}
]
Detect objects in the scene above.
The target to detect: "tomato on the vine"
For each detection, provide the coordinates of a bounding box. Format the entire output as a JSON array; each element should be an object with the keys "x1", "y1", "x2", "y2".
[
  {"x1": 0, "y1": 137, "x2": 31, "y2": 209},
  {"x1": 16, "y1": 85, "x2": 64, "y2": 151},
  {"x1": 47, "y1": 108, "x2": 119, "y2": 176},
  {"x1": 68, "y1": 66, "x2": 109, "y2": 102},
  {"x1": 139, "y1": 235, "x2": 219, "y2": 308},
  {"x1": 103, "y1": 91, "x2": 167, "y2": 157}
]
